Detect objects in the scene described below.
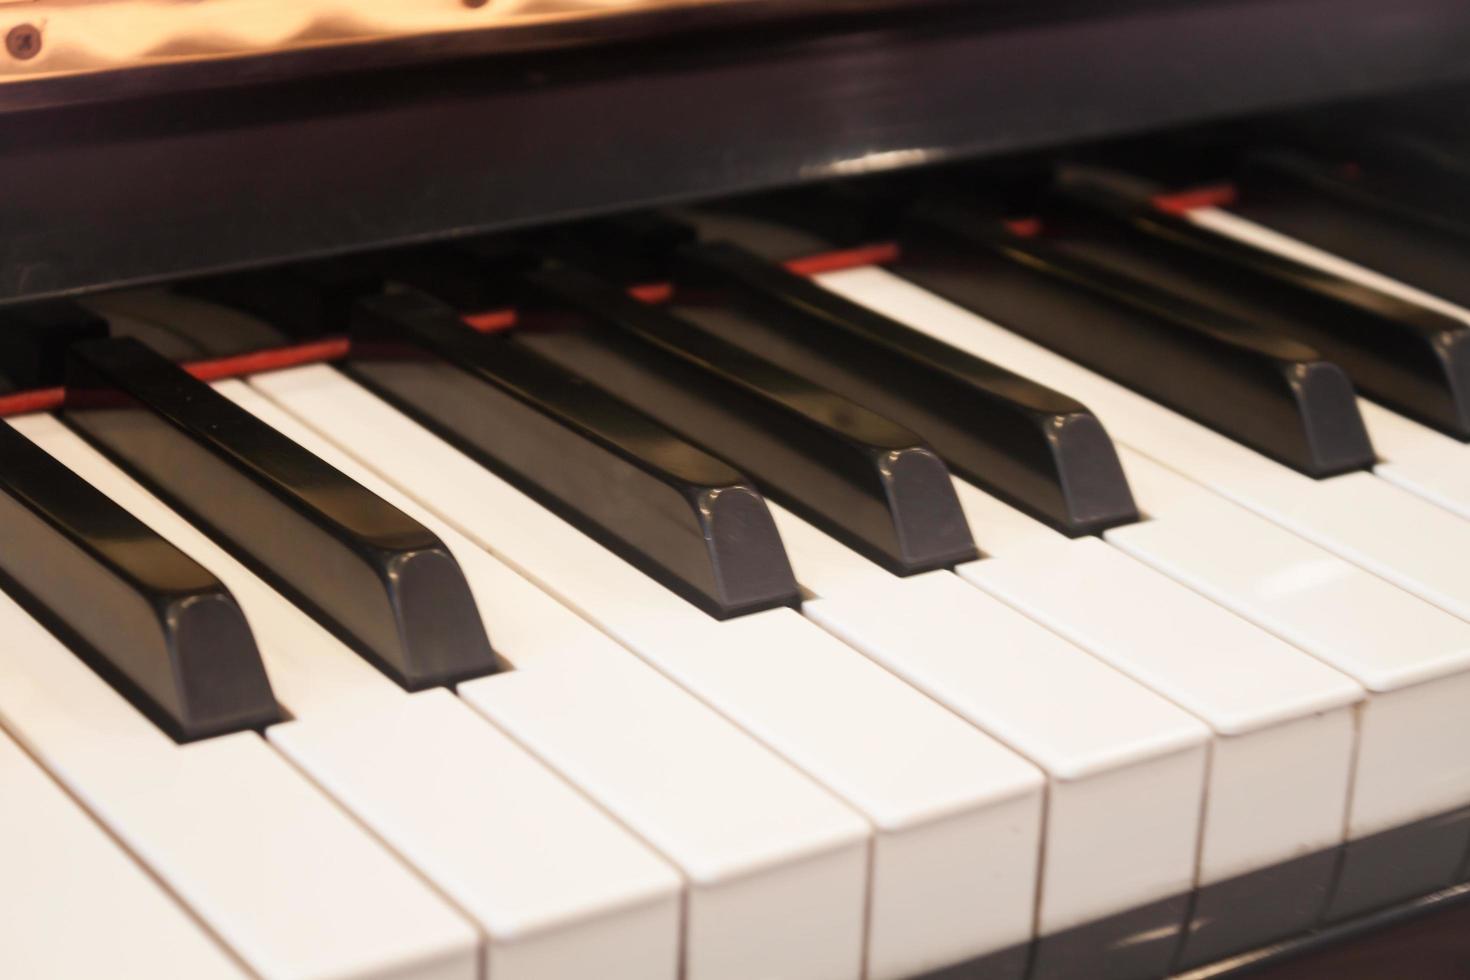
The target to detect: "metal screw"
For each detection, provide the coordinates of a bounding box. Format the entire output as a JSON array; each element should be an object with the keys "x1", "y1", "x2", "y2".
[{"x1": 6, "y1": 24, "x2": 40, "y2": 60}]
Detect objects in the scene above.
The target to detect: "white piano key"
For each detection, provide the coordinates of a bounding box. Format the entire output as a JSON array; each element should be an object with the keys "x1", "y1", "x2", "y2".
[
  {"x1": 771, "y1": 486, "x2": 1356, "y2": 889},
  {"x1": 1177, "y1": 209, "x2": 1470, "y2": 529},
  {"x1": 961, "y1": 530, "x2": 1359, "y2": 885},
  {"x1": 815, "y1": 267, "x2": 1470, "y2": 624},
  {"x1": 949, "y1": 475, "x2": 1071, "y2": 558},
  {"x1": 1184, "y1": 205, "x2": 1470, "y2": 328},
  {"x1": 464, "y1": 656, "x2": 871, "y2": 980},
  {"x1": 272, "y1": 690, "x2": 683, "y2": 980},
  {"x1": 15, "y1": 409, "x2": 686, "y2": 980},
  {"x1": 221, "y1": 376, "x2": 874, "y2": 980},
  {"x1": 769, "y1": 503, "x2": 1208, "y2": 933},
  {"x1": 1108, "y1": 446, "x2": 1470, "y2": 838},
  {"x1": 1111, "y1": 443, "x2": 1470, "y2": 692},
  {"x1": 1360, "y1": 398, "x2": 1470, "y2": 517},
  {"x1": 0, "y1": 580, "x2": 478, "y2": 980},
  {"x1": 0, "y1": 726, "x2": 247, "y2": 980},
  {"x1": 818, "y1": 266, "x2": 1470, "y2": 851},
  {"x1": 250, "y1": 362, "x2": 1049, "y2": 980}
]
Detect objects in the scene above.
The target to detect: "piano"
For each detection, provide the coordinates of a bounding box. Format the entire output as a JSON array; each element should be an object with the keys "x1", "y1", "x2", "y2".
[{"x1": 3, "y1": 2, "x2": 1470, "y2": 978}]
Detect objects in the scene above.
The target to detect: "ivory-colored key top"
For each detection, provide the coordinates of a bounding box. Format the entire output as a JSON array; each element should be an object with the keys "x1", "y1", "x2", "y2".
[
  {"x1": 250, "y1": 362, "x2": 1049, "y2": 980},
  {"x1": 0, "y1": 726, "x2": 247, "y2": 979}
]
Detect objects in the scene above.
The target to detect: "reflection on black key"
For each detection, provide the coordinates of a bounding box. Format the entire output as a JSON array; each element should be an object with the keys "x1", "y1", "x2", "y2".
[
  {"x1": 63, "y1": 337, "x2": 497, "y2": 690},
  {"x1": 179, "y1": 260, "x2": 383, "y2": 341},
  {"x1": 898, "y1": 198, "x2": 1376, "y2": 478},
  {"x1": 0, "y1": 421, "x2": 279, "y2": 741},
  {"x1": 511, "y1": 263, "x2": 978, "y2": 575},
  {"x1": 662, "y1": 241, "x2": 1139, "y2": 537},
  {"x1": 1241, "y1": 148, "x2": 1470, "y2": 241},
  {"x1": 348, "y1": 289, "x2": 800, "y2": 620},
  {"x1": 1048, "y1": 166, "x2": 1470, "y2": 439},
  {"x1": 1233, "y1": 149, "x2": 1470, "y2": 309},
  {"x1": 1270, "y1": 123, "x2": 1470, "y2": 224}
]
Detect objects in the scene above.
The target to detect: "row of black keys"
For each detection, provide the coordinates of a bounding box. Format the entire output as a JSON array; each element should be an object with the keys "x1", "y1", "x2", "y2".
[{"x1": 1, "y1": 144, "x2": 1465, "y2": 747}]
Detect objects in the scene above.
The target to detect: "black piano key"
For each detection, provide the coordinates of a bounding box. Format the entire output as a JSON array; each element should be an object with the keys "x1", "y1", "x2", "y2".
[
  {"x1": 1232, "y1": 149, "x2": 1470, "y2": 309},
  {"x1": 1047, "y1": 167, "x2": 1470, "y2": 439},
  {"x1": 659, "y1": 239, "x2": 1139, "y2": 537},
  {"x1": 509, "y1": 263, "x2": 978, "y2": 575},
  {"x1": 178, "y1": 260, "x2": 384, "y2": 341},
  {"x1": 0, "y1": 301, "x2": 109, "y2": 391},
  {"x1": 1264, "y1": 119, "x2": 1470, "y2": 222},
  {"x1": 62, "y1": 337, "x2": 498, "y2": 690},
  {"x1": 0, "y1": 420, "x2": 279, "y2": 742},
  {"x1": 84, "y1": 290, "x2": 296, "y2": 359},
  {"x1": 1241, "y1": 147, "x2": 1470, "y2": 239},
  {"x1": 347, "y1": 289, "x2": 801, "y2": 620},
  {"x1": 897, "y1": 198, "x2": 1376, "y2": 478},
  {"x1": 1346, "y1": 132, "x2": 1470, "y2": 223}
]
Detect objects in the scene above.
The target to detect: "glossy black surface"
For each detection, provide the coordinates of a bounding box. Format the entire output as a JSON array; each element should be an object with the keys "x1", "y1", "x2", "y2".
[
  {"x1": 347, "y1": 289, "x2": 800, "y2": 620},
  {"x1": 1175, "y1": 848, "x2": 1338, "y2": 969},
  {"x1": 1047, "y1": 167, "x2": 1470, "y2": 439},
  {"x1": 2, "y1": 0, "x2": 1467, "y2": 303},
  {"x1": 0, "y1": 301, "x2": 109, "y2": 391},
  {"x1": 508, "y1": 262, "x2": 978, "y2": 575},
  {"x1": 63, "y1": 337, "x2": 497, "y2": 690},
  {"x1": 1232, "y1": 149, "x2": 1470, "y2": 309},
  {"x1": 898, "y1": 198, "x2": 1376, "y2": 478},
  {"x1": 915, "y1": 944, "x2": 1029, "y2": 980},
  {"x1": 179, "y1": 261, "x2": 383, "y2": 344},
  {"x1": 1327, "y1": 805, "x2": 1470, "y2": 924},
  {"x1": 1342, "y1": 137, "x2": 1470, "y2": 228},
  {"x1": 1258, "y1": 117, "x2": 1470, "y2": 225},
  {"x1": 1240, "y1": 149, "x2": 1470, "y2": 242},
  {"x1": 83, "y1": 289, "x2": 296, "y2": 359},
  {"x1": 661, "y1": 240, "x2": 1139, "y2": 536},
  {"x1": 0, "y1": 420, "x2": 278, "y2": 741},
  {"x1": 1220, "y1": 883, "x2": 1470, "y2": 980},
  {"x1": 1029, "y1": 892, "x2": 1190, "y2": 980}
]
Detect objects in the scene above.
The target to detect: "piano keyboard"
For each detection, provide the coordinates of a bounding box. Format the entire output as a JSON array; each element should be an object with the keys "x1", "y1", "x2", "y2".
[{"x1": 4, "y1": 142, "x2": 1470, "y2": 980}]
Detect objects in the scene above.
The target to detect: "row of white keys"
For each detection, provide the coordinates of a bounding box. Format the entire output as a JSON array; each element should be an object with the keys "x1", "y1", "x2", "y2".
[
  {"x1": 12, "y1": 411, "x2": 683, "y2": 980},
  {"x1": 219, "y1": 377, "x2": 876, "y2": 980},
  {"x1": 772, "y1": 476, "x2": 1359, "y2": 898},
  {"x1": 0, "y1": 543, "x2": 475, "y2": 980},
  {"x1": 765, "y1": 500, "x2": 1210, "y2": 936},
  {"x1": 1111, "y1": 446, "x2": 1470, "y2": 840},
  {"x1": 816, "y1": 266, "x2": 1470, "y2": 847},
  {"x1": 0, "y1": 724, "x2": 246, "y2": 979},
  {"x1": 248, "y1": 362, "x2": 1049, "y2": 980},
  {"x1": 817, "y1": 268, "x2": 1470, "y2": 624},
  {"x1": 1183, "y1": 206, "x2": 1470, "y2": 520}
]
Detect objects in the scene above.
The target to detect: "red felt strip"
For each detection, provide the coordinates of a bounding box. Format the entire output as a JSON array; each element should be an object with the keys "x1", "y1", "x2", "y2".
[
  {"x1": 1004, "y1": 217, "x2": 1044, "y2": 238},
  {"x1": 0, "y1": 242, "x2": 907, "y2": 417},
  {"x1": 0, "y1": 386, "x2": 64, "y2": 417},
  {"x1": 1152, "y1": 184, "x2": 1239, "y2": 214},
  {"x1": 463, "y1": 309, "x2": 518, "y2": 333},
  {"x1": 0, "y1": 339, "x2": 351, "y2": 418},
  {"x1": 782, "y1": 242, "x2": 900, "y2": 276},
  {"x1": 628, "y1": 282, "x2": 674, "y2": 304},
  {"x1": 184, "y1": 337, "x2": 350, "y2": 382}
]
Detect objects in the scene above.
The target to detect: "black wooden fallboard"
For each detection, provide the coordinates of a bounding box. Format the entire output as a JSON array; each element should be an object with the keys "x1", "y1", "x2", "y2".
[{"x1": 2, "y1": 0, "x2": 1470, "y2": 305}]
